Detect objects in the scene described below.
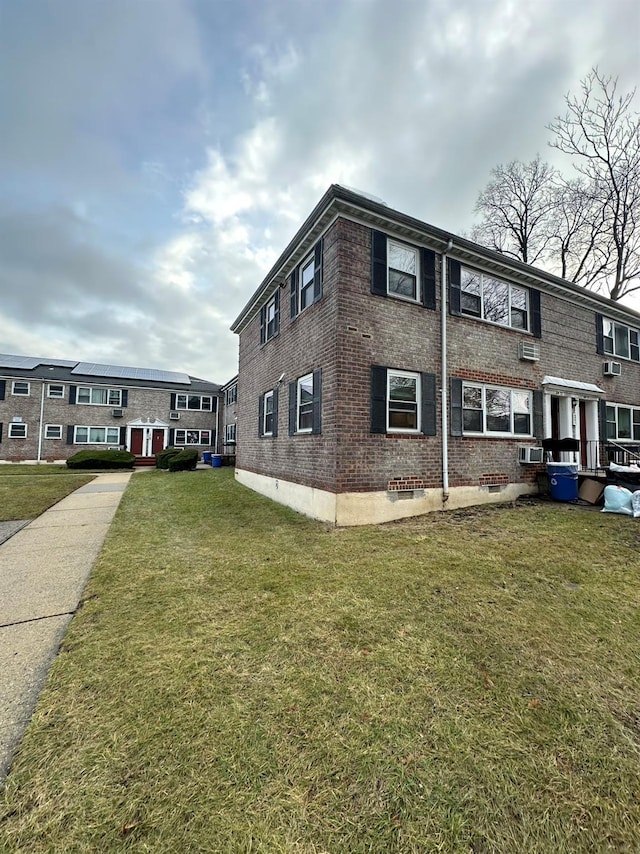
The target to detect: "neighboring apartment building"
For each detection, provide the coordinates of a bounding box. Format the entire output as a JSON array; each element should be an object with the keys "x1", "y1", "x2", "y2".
[
  {"x1": 220, "y1": 374, "x2": 238, "y2": 459},
  {"x1": 0, "y1": 354, "x2": 221, "y2": 463},
  {"x1": 231, "y1": 184, "x2": 640, "y2": 526}
]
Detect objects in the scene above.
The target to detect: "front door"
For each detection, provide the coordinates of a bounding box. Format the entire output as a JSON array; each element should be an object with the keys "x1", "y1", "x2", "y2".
[
  {"x1": 130, "y1": 428, "x2": 144, "y2": 456},
  {"x1": 152, "y1": 429, "x2": 165, "y2": 454}
]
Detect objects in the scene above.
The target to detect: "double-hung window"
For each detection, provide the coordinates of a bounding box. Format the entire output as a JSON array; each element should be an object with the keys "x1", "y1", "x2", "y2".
[
  {"x1": 47, "y1": 384, "x2": 65, "y2": 398},
  {"x1": 260, "y1": 292, "x2": 280, "y2": 344},
  {"x1": 387, "y1": 370, "x2": 420, "y2": 431},
  {"x1": 297, "y1": 374, "x2": 313, "y2": 432},
  {"x1": 8, "y1": 422, "x2": 27, "y2": 438},
  {"x1": 11, "y1": 381, "x2": 30, "y2": 396},
  {"x1": 370, "y1": 366, "x2": 437, "y2": 436},
  {"x1": 605, "y1": 404, "x2": 640, "y2": 441},
  {"x1": 77, "y1": 387, "x2": 122, "y2": 406},
  {"x1": 174, "y1": 429, "x2": 212, "y2": 445},
  {"x1": 175, "y1": 394, "x2": 213, "y2": 411},
  {"x1": 74, "y1": 426, "x2": 121, "y2": 444},
  {"x1": 45, "y1": 424, "x2": 63, "y2": 440},
  {"x1": 288, "y1": 370, "x2": 322, "y2": 435},
  {"x1": 602, "y1": 318, "x2": 640, "y2": 362},
  {"x1": 225, "y1": 384, "x2": 237, "y2": 405},
  {"x1": 462, "y1": 383, "x2": 532, "y2": 436},
  {"x1": 371, "y1": 231, "x2": 437, "y2": 309},
  {"x1": 224, "y1": 424, "x2": 237, "y2": 444},
  {"x1": 290, "y1": 241, "x2": 323, "y2": 318},
  {"x1": 460, "y1": 267, "x2": 529, "y2": 330},
  {"x1": 264, "y1": 391, "x2": 275, "y2": 436},
  {"x1": 388, "y1": 241, "x2": 419, "y2": 301}
]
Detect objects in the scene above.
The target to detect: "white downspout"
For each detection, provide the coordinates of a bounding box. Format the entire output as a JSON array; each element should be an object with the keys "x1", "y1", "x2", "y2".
[
  {"x1": 37, "y1": 379, "x2": 45, "y2": 463},
  {"x1": 441, "y1": 238, "x2": 454, "y2": 504}
]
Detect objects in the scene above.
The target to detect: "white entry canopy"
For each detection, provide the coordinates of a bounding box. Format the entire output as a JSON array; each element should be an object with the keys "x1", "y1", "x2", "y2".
[{"x1": 542, "y1": 376, "x2": 604, "y2": 396}]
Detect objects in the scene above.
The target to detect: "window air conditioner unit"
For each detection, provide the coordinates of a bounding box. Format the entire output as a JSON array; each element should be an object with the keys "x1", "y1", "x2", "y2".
[
  {"x1": 169, "y1": 411, "x2": 180, "y2": 420},
  {"x1": 112, "y1": 408, "x2": 124, "y2": 417},
  {"x1": 518, "y1": 341, "x2": 540, "y2": 362},
  {"x1": 518, "y1": 446, "x2": 544, "y2": 464},
  {"x1": 603, "y1": 361, "x2": 621, "y2": 376}
]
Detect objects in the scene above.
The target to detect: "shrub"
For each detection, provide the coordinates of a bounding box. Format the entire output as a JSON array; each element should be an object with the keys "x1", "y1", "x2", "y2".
[
  {"x1": 168, "y1": 448, "x2": 198, "y2": 472},
  {"x1": 66, "y1": 450, "x2": 136, "y2": 470},
  {"x1": 155, "y1": 447, "x2": 182, "y2": 470}
]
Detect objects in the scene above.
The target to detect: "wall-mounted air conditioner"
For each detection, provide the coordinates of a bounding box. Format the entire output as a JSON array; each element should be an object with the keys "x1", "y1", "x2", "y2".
[
  {"x1": 169, "y1": 411, "x2": 180, "y2": 420},
  {"x1": 518, "y1": 341, "x2": 540, "y2": 362},
  {"x1": 112, "y1": 408, "x2": 123, "y2": 417},
  {"x1": 518, "y1": 446, "x2": 544, "y2": 464},
  {"x1": 603, "y1": 361, "x2": 621, "y2": 376}
]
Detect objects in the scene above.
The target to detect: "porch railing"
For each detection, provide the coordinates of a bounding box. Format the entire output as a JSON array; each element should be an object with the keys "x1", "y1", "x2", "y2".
[{"x1": 547, "y1": 440, "x2": 640, "y2": 473}]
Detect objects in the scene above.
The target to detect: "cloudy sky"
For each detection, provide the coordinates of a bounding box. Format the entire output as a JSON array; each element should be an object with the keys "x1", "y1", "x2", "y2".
[{"x1": 1, "y1": 0, "x2": 638, "y2": 383}]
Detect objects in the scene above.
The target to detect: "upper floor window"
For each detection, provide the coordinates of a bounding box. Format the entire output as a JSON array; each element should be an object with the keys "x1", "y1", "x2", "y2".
[
  {"x1": 371, "y1": 230, "x2": 436, "y2": 309},
  {"x1": 388, "y1": 241, "x2": 419, "y2": 301},
  {"x1": 175, "y1": 394, "x2": 212, "y2": 411},
  {"x1": 224, "y1": 424, "x2": 236, "y2": 444},
  {"x1": 12, "y1": 381, "x2": 30, "y2": 396},
  {"x1": 74, "y1": 426, "x2": 120, "y2": 444},
  {"x1": 77, "y1": 387, "x2": 122, "y2": 406},
  {"x1": 603, "y1": 318, "x2": 640, "y2": 362},
  {"x1": 606, "y1": 404, "x2": 640, "y2": 441},
  {"x1": 460, "y1": 267, "x2": 529, "y2": 330},
  {"x1": 225, "y1": 384, "x2": 237, "y2": 405},
  {"x1": 290, "y1": 241, "x2": 323, "y2": 318},
  {"x1": 8, "y1": 422, "x2": 27, "y2": 438},
  {"x1": 47, "y1": 384, "x2": 65, "y2": 398},
  {"x1": 462, "y1": 383, "x2": 532, "y2": 436},
  {"x1": 260, "y1": 292, "x2": 280, "y2": 344}
]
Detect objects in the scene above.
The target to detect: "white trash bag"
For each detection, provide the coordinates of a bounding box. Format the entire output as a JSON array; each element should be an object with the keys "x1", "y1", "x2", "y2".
[
  {"x1": 632, "y1": 490, "x2": 640, "y2": 519},
  {"x1": 602, "y1": 485, "x2": 633, "y2": 515}
]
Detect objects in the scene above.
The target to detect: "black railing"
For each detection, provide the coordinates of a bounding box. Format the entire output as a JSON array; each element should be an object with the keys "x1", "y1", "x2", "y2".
[{"x1": 546, "y1": 440, "x2": 640, "y2": 473}]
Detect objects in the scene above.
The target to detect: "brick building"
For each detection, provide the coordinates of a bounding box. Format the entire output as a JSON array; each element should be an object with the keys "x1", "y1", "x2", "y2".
[
  {"x1": 0, "y1": 354, "x2": 221, "y2": 463},
  {"x1": 220, "y1": 374, "x2": 238, "y2": 459},
  {"x1": 232, "y1": 185, "x2": 640, "y2": 525}
]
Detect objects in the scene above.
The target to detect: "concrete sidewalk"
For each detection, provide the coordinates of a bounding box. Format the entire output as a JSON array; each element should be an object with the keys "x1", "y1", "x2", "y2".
[{"x1": 0, "y1": 472, "x2": 133, "y2": 781}]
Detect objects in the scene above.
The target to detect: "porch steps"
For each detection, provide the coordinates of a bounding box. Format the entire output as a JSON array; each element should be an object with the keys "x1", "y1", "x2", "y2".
[{"x1": 134, "y1": 456, "x2": 156, "y2": 467}]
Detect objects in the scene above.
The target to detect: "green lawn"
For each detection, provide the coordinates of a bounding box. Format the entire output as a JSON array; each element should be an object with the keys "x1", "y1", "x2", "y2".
[
  {"x1": 0, "y1": 467, "x2": 95, "y2": 521},
  {"x1": 1, "y1": 468, "x2": 639, "y2": 852}
]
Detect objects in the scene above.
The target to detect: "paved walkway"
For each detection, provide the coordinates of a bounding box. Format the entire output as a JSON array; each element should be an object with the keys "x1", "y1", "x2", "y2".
[{"x1": 0, "y1": 472, "x2": 133, "y2": 781}]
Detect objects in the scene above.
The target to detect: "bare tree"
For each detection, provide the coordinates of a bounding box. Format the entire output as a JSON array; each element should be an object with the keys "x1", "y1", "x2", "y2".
[
  {"x1": 550, "y1": 177, "x2": 610, "y2": 288},
  {"x1": 548, "y1": 69, "x2": 640, "y2": 300},
  {"x1": 472, "y1": 156, "x2": 558, "y2": 265}
]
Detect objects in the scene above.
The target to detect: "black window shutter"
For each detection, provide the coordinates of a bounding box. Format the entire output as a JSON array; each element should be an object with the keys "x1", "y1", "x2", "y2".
[
  {"x1": 290, "y1": 270, "x2": 298, "y2": 319},
  {"x1": 119, "y1": 426, "x2": 126, "y2": 445},
  {"x1": 170, "y1": 393, "x2": 176, "y2": 410},
  {"x1": 370, "y1": 365, "x2": 387, "y2": 433},
  {"x1": 66, "y1": 425, "x2": 74, "y2": 444},
  {"x1": 121, "y1": 389, "x2": 128, "y2": 408},
  {"x1": 313, "y1": 240, "x2": 323, "y2": 304},
  {"x1": 258, "y1": 393, "x2": 264, "y2": 437},
  {"x1": 532, "y1": 390, "x2": 544, "y2": 441},
  {"x1": 274, "y1": 289, "x2": 280, "y2": 335},
  {"x1": 421, "y1": 249, "x2": 436, "y2": 310},
  {"x1": 450, "y1": 378, "x2": 463, "y2": 436},
  {"x1": 288, "y1": 381, "x2": 296, "y2": 435},
  {"x1": 169, "y1": 428, "x2": 175, "y2": 445},
  {"x1": 69, "y1": 385, "x2": 76, "y2": 405},
  {"x1": 421, "y1": 372, "x2": 437, "y2": 436},
  {"x1": 0, "y1": 423, "x2": 3, "y2": 443},
  {"x1": 371, "y1": 230, "x2": 388, "y2": 296},
  {"x1": 311, "y1": 368, "x2": 322, "y2": 435},
  {"x1": 272, "y1": 387, "x2": 279, "y2": 438},
  {"x1": 448, "y1": 259, "x2": 462, "y2": 316},
  {"x1": 598, "y1": 400, "x2": 608, "y2": 443},
  {"x1": 260, "y1": 305, "x2": 266, "y2": 345},
  {"x1": 595, "y1": 314, "x2": 604, "y2": 355},
  {"x1": 0, "y1": 380, "x2": 5, "y2": 401},
  {"x1": 530, "y1": 289, "x2": 542, "y2": 338}
]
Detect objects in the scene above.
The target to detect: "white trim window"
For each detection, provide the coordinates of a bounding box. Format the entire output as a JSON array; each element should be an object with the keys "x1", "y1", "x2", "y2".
[
  {"x1": 47, "y1": 384, "x2": 65, "y2": 398},
  {"x1": 603, "y1": 318, "x2": 640, "y2": 362},
  {"x1": 225, "y1": 384, "x2": 237, "y2": 405},
  {"x1": 175, "y1": 394, "x2": 213, "y2": 411},
  {"x1": 224, "y1": 424, "x2": 236, "y2": 444},
  {"x1": 263, "y1": 390, "x2": 274, "y2": 436},
  {"x1": 77, "y1": 387, "x2": 122, "y2": 406},
  {"x1": 461, "y1": 267, "x2": 529, "y2": 330},
  {"x1": 463, "y1": 384, "x2": 532, "y2": 436},
  {"x1": 387, "y1": 370, "x2": 421, "y2": 432},
  {"x1": 45, "y1": 424, "x2": 63, "y2": 440},
  {"x1": 388, "y1": 240, "x2": 419, "y2": 302},
  {"x1": 297, "y1": 373, "x2": 314, "y2": 432},
  {"x1": 605, "y1": 404, "x2": 640, "y2": 441},
  {"x1": 11, "y1": 381, "x2": 30, "y2": 396},
  {"x1": 299, "y1": 254, "x2": 315, "y2": 313},
  {"x1": 74, "y1": 426, "x2": 121, "y2": 444},
  {"x1": 8, "y1": 422, "x2": 27, "y2": 438},
  {"x1": 266, "y1": 294, "x2": 278, "y2": 341},
  {"x1": 174, "y1": 429, "x2": 212, "y2": 445}
]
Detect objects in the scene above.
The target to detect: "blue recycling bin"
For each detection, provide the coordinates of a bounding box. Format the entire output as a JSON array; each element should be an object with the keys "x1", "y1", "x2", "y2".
[
  {"x1": 212, "y1": 454, "x2": 223, "y2": 468},
  {"x1": 202, "y1": 452, "x2": 212, "y2": 464},
  {"x1": 546, "y1": 462, "x2": 579, "y2": 501}
]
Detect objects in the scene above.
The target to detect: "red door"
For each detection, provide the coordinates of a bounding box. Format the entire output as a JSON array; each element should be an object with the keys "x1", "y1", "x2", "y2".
[
  {"x1": 152, "y1": 429, "x2": 165, "y2": 454},
  {"x1": 130, "y1": 428, "x2": 143, "y2": 456}
]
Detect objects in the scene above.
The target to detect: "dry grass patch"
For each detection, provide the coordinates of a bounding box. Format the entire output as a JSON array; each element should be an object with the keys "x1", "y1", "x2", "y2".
[{"x1": 1, "y1": 469, "x2": 638, "y2": 852}]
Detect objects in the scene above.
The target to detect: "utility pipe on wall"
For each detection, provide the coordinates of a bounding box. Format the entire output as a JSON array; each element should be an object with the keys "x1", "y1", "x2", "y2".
[
  {"x1": 440, "y1": 238, "x2": 454, "y2": 504},
  {"x1": 37, "y1": 378, "x2": 45, "y2": 463}
]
